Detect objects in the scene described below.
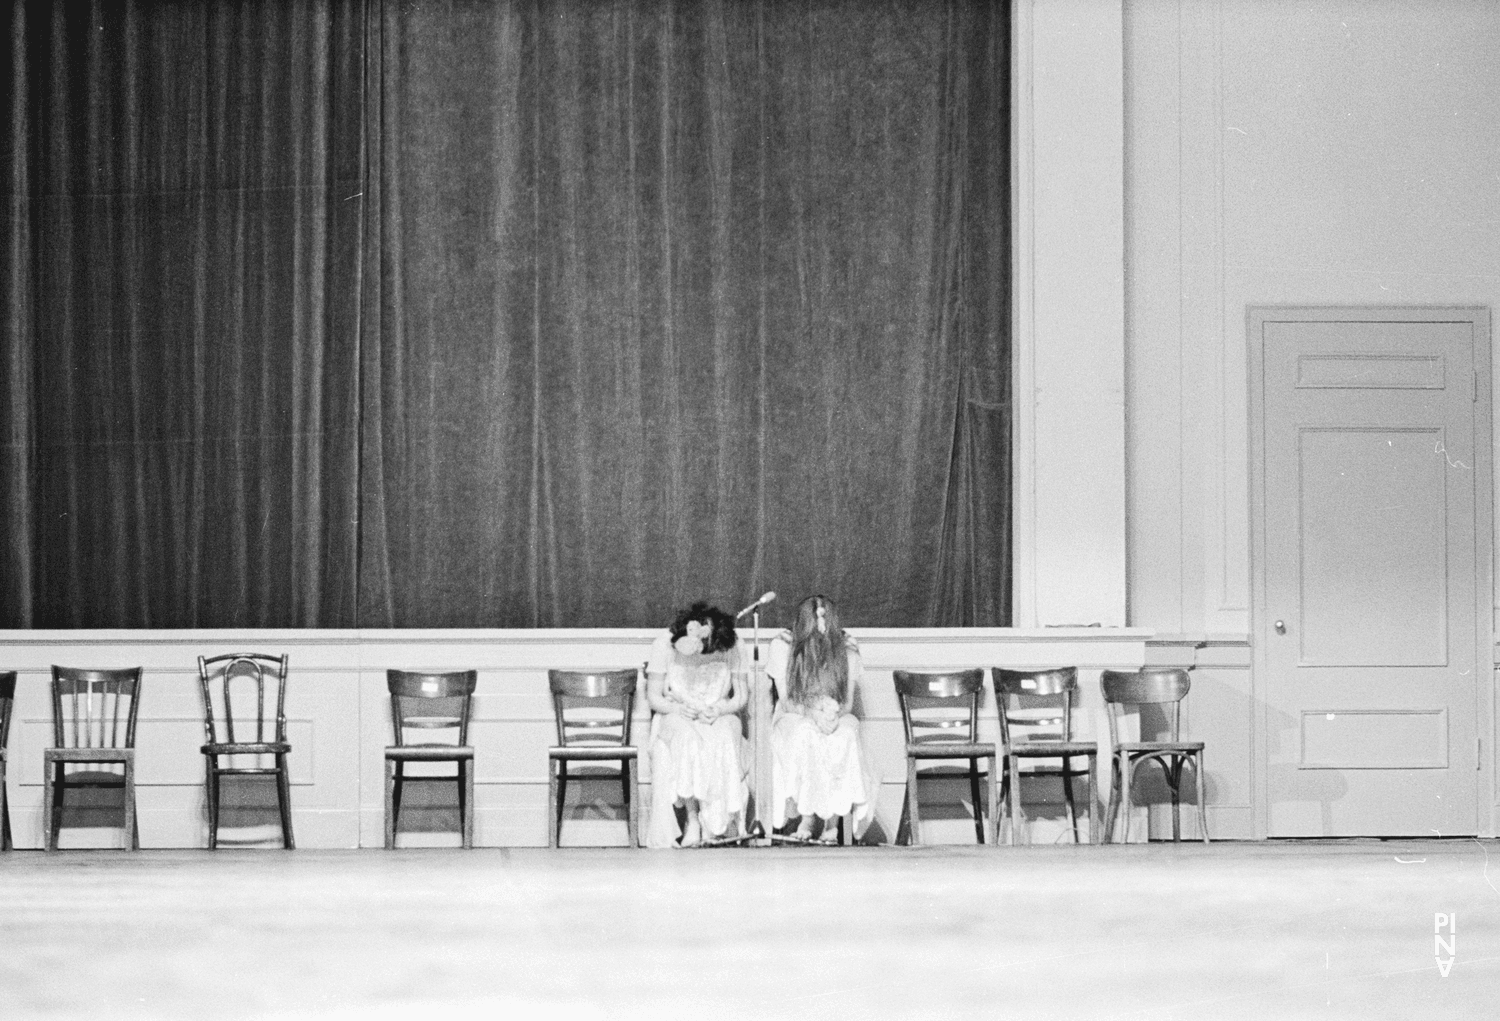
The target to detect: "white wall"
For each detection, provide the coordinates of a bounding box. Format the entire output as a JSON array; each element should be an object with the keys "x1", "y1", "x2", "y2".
[{"x1": 1122, "y1": 0, "x2": 1500, "y2": 835}]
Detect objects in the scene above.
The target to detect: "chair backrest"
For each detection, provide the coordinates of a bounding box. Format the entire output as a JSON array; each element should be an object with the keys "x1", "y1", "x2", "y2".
[
  {"x1": 892, "y1": 669, "x2": 986, "y2": 747},
  {"x1": 387, "y1": 669, "x2": 477, "y2": 747},
  {"x1": 1100, "y1": 668, "x2": 1191, "y2": 746},
  {"x1": 197, "y1": 653, "x2": 289, "y2": 746},
  {"x1": 0, "y1": 671, "x2": 16, "y2": 753},
  {"x1": 992, "y1": 667, "x2": 1079, "y2": 748},
  {"x1": 50, "y1": 666, "x2": 143, "y2": 750},
  {"x1": 547, "y1": 669, "x2": 637, "y2": 747}
]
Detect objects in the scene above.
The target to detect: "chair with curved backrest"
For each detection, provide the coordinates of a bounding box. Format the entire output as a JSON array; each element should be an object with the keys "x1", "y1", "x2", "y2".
[
  {"x1": 1100, "y1": 668, "x2": 1208, "y2": 843},
  {"x1": 547, "y1": 668, "x2": 640, "y2": 848},
  {"x1": 993, "y1": 667, "x2": 1099, "y2": 845},
  {"x1": 45, "y1": 666, "x2": 144, "y2": 851},
  {"x1": 385, "y1": 669, "x2": 478, "y2": 849},
  {"x1": 0, "y1": 671, "x2": 15, "y2": 851},
  {"x1": 197, "y1": 653, "x2": 294, "y2": 849},
  {"x1": 893, "y1": 669, "x2": 998, "y2": 846}
]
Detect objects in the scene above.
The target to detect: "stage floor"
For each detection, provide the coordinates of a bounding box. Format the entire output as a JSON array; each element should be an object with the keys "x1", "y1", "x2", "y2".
[{"x1": 1, "y1": 840, "x2": 1496, "y2": 1020}]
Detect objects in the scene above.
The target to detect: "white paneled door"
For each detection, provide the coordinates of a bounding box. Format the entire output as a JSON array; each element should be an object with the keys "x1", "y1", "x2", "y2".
[{"x1": 1252, "y1": 309, "x2": 1491, "y2": 837}]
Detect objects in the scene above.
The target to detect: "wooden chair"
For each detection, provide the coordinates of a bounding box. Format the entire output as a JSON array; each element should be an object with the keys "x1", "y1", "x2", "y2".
[
  {"x1": 993, "y1": 667, "x2": 1099, "y2": 845},
  {"x1": 0, "y1": 671, "x2": 14, "y2": 851},
  {"x1": 547, "y1": 668, "x2": 640, "y2": 848},
  {"x1": 44, "y1": 666, "x2": 144, "y2": 851},
  {"x1": 893, "y1": 669, "x2": 998, "y2": 846},
  {"x1": 197, "y1": 653, "x2": 294, "y2": 849},
  {"x1": 1101, "y1": 668, "x2": 1209, "y2": 843},
  {"x1": 385, "y1": 669, "x2": 477, "y2": 849}
]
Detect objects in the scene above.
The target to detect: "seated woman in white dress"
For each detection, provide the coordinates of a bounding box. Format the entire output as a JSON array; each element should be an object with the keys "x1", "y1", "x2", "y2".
[
  {"x1": 644, "y1": 602, "x2": 750, "y2": 848},
  {"x1": 766, "y1": 595, "x2": 880, "y2": 843}
]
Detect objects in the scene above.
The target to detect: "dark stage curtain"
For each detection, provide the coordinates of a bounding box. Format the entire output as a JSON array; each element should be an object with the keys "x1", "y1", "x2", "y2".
[
  {"x1": 2, "y1": 0, "x2": 366, "y2": 627},
  {"x1": 4, "y1": 0, "x2": 1009, "y2": 630}
]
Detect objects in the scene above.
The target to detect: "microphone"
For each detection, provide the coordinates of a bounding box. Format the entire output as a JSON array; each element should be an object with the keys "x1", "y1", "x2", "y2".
[{"x1": 735, "y1": 591, "x2": 777, "y2": 619}]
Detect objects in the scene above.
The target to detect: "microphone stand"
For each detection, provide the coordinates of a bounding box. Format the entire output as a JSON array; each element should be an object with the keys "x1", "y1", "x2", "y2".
[{"x1": 748, "y1": 604, "x2": 771, "y2": 845}]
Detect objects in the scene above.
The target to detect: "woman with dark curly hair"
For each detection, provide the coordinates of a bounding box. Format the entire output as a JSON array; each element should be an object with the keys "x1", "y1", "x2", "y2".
[{"x1": 643, "y1": 601, "x2": 750, "y2": 848}]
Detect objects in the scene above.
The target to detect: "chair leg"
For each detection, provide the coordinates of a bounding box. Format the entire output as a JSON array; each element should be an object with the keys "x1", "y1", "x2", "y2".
[
  {"x1": 1086, "y1": 753, "x2": 1099, "y2": 845},
  {"x1": 1, "y1": 760, "x2": 11, "y2": 852},
  {"x1": 986, "y1": 753, "x2": 1000, "y2": 847},
  {"x1": 123, "y1": 759, "x2": 138, "y2": 851},
  {"x1": 553, "y1": 760, "x2": 569, "y2": 848},
  {"x1": 205, "y1": 757, "x2": 219, "y2": 850},
  {"x1": 276, "y1": 754, "x2": 295, "y2": 850},
  {"x1": 905, "y1": 756, "x2": 922, "y2": 846},
  {"x1": 968, "y1": 758, "x2": 985, "y2": 844},
  {"x1": 1194, "y1": 750, "x2": 1210, "y2": 843},
  {"x1": 624, "y1": 758, "x2": 639, "y2": 849},
  {"x1": 383, "y1": 758, "x2": 396, "y2": 850},
  {"x1": 1103, "y1": 755, "x2": 1122, "y2": 844},
  {"x1": 461, "y1": 758, "x2": 474, "y2": 849},
  {"x1": 547, "y1": 758, "x2": 559, "y2": 848},
  {"x1": 1120, "y1": 757, "x2": 1136, "y2": 844},
  {"x1": 1061, "y1": 757, "x2": 1080, "y2": 844},
  {"x1": 1007, "y1": 753, "x2": 1022, "y2": 846},
  {"x1": 1169, "y1": 757, "x2": 1184, "y2": 842},
  {"x1": 45, "y1": 760, "x2": 63, "y2": 852}
]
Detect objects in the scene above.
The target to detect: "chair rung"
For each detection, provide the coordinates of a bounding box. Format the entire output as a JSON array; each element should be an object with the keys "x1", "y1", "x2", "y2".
[
  {"x1": 1117, "y1": 741, "x2": 1204, "y2": 753},
  {"x1": 203, "y1": 743, "x2": 290, "y2": 755},
  {"x1": 385, "y1": 745, "x2": 474, "y2": 761},
  {"x1": 44, "y1": 748, "x2": 134, "y2": 763},
  {"x1": 549, "y1": 746, "x2": 638, "y2": 760},
  {"x1": 908, "y1": 743, "x2": 995, "y2": 759},
  {"x1": 213, "y1": 767, "x2": 285, "y2": 776},
  {"x1": 1008, "y1": 742, "x2": 1098, "y2": 756}
]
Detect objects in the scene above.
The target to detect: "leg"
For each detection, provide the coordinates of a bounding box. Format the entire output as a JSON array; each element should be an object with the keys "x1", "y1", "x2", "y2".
[
  {"x1": 461, "y1": 758, "x2": 474, "y2": 849},
  {"x1": 1194, "y1": 750, "x2": 1210, "y2": 843},
  {"x1": 1061, "y1": 756, "x2": 1080, "y2": 844},
  {"x1": 276, "y1": 753, "x2": 295, "y2": 850},
  {"x1": 968, "y1": 758, "x2": 985, "y2": 844},
  {"x1": 1007, "y1": 753, "x2": 1022, "y2": 846},
  {"x1": 1120, "y1": 756, "x2": 1136, "y2": 844},
  {"x1": 123, "y1": 758, "x2": 138, "y2": 851},
  {"x1": 624, "y1": 758, "x2": 639, "y2": 849},
  {"x1": 383, "y1": 757, "x2": 396, "y2": 849},
  {"x1": 1168, "y1": 756, "x2": 1184, "y2": 842},
  {"x1": 554, "y1": 760, "x2": 569, "y2": 846},
  {"x1": 547, "y1": 757, "x2": 559, "y2": 848},
  {"x1": 1103, "y1": 754, "x2": 1122, "y2": 844},
  {"x1": 905, "y1": 756, "x2": 922, "y2": 846},
  {"x1": 986, "y1": 753, "x2": 1000, "y2": 847},
  {"x1": 2, "y1": 757, "x2": 12, "y2": 852},
  {"x1": 46, "y1": 760, "x2": 63, "y2": 852},
  {"x1": 1086, "y1": 752, "x2": 1099, "y2": 845},
  {"x1": 204, "y1": 757, "x2": 219, "y2": 850}
]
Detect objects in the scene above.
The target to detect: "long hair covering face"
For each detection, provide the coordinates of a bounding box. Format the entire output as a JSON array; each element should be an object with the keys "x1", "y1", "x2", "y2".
[{"x1": 785, "y1": 595, "x2": 848, "y2": 706}]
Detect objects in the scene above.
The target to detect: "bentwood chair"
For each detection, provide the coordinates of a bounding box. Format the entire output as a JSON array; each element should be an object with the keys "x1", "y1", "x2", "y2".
[
  {"x1": 893, "y1": 669, "x2": 998, "y2": 846},
  {"x1": 197, "y1": 653, "x2": 294, "y2": 849},
  {"x1": 547, "y1": 669, "x2": 640, "y2": 848},
  {"x1": 992, "y1": 667, "x2": 1099, "y2": 845},
  {"x1": 44, "y1": 666, "x2": 144, "y2": 851},
  {"x1": 385, "y1": 669, "x2": 478, "y2": 849},
  {"x1": 0, "y1": 672, "x2": 14, "y2": 851},
  {"x1": 1101, "y1": 668, "x2": 1209, "y2": 843}
]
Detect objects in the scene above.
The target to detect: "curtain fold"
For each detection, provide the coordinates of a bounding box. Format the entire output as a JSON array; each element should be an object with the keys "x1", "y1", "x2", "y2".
[{"x1": 3, "y1": 0, "x2": 1009, "y2": 630}]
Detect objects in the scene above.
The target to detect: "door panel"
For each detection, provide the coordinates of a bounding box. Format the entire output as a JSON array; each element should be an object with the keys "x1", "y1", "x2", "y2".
[{"x1": 1257, "y1": 314, "x2": 1482, "y2": 837}]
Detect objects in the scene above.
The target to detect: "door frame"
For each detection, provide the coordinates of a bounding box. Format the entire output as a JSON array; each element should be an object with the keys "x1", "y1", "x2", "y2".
[{"x1": 1247, "y1": 305, "x2": 1495, "y2": 839}]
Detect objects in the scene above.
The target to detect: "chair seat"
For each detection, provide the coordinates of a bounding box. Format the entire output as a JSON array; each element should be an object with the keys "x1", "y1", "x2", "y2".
[
  {"x1": 1116, "y1": 740, "x2": 1205, "y2": 754},
  {"x1": 908, "y1": 741, "x2": 996, "y2": 759},
  {"x1": 549, "y1": 745, "x2": 638, "y2": 761},
  {"x1": 44, "y1": 747, "x2": 134, "y2": 763},
  {"x1": 1008, "y1": 740, "x2": 1098, "y2": 757},
  {"x1": 385, "y1": 744, "x2": 475, "y2": 761},
  {"x1": 202, "y1": 742, "x2": 291, "y2": 756}
]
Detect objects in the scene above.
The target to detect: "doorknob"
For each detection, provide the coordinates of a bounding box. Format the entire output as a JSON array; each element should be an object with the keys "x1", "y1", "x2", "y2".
[{"x1": 1274, "y1": 620, "x2": 1286, "y2": 634}]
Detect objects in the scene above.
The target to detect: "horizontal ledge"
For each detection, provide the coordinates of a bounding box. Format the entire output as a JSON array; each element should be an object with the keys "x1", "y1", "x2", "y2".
[{"x1": 0, "y1": 626, "x2": 1156, "y2": 645}]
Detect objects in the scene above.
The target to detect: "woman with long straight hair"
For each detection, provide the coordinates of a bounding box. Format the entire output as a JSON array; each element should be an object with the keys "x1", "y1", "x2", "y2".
[{"x1": 766, "y1": 594, "x2": 879, "y2": 843}]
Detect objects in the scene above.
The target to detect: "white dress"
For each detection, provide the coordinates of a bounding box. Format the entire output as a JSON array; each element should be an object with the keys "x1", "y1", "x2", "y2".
[
  {"x1": 644, "y1": 633, "x2": 750, "y2": 848},
  {"x1": 766, "y1": 633, "x2": 880, "y2": 835}
]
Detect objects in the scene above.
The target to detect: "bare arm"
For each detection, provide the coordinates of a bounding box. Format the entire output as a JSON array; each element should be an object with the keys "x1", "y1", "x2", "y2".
[{"x1": 646, "y1": 671, "x2": 695, "y2": 720}]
